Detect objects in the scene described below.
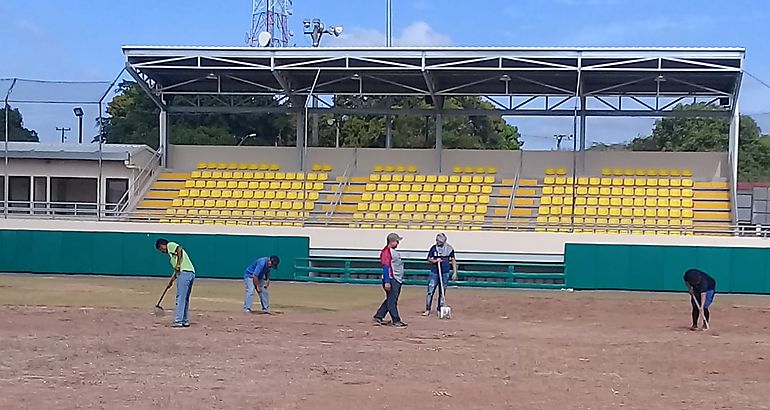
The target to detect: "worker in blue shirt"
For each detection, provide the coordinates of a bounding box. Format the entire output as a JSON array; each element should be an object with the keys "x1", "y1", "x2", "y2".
[{"x1": 243, "y1": 255, "x2": 280, "y2": 313}]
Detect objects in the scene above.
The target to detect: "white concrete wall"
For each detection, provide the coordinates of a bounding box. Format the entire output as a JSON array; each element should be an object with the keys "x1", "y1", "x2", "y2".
[
  {"x1": 167, "y1": 145, "x2": 728, "y2": 179},
  {"x1": 1, "y1": 219, "x2": 767, "y2": 259}
]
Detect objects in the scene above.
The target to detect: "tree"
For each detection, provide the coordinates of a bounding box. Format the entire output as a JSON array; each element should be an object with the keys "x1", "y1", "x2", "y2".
[
  {"x1": 1, "y1": 106, "x2": 39, "y2": 142},
  {"x1": 102, "y1": 81, "x2": 294, "y2": 148},
  {"x1": 628, "y1": 103, "x2": 770, "y2": 181},
  {"x1": 315, "y1": 95, "x2": 521, "y2": 149},
  {"x1": 102, "y1": 81, "x2": 521, "y2": 150}
]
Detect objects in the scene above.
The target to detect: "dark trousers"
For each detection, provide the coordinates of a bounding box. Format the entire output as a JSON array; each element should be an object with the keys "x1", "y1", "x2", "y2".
[
  {"x1": 690, "y1": 297, "x2": 711, "y2": 326},
  {"x1": 374, "y1": 280, "x2": 402, "y2": 323}
]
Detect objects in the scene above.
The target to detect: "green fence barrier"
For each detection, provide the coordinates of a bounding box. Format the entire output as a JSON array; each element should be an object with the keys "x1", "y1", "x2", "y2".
[
  {"x1": 293, "y1": 256, "x2": 565, "y2": 289},
  {"x1": 0, "y1": 229, "x2": 308, "y2": 280},
  {"x1": 564, "y1": 243, "x2": 770, "y2": 294}
]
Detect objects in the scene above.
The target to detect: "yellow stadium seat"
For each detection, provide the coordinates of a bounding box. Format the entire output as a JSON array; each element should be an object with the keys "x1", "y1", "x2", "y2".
[
  {"x1": 621, "y1": 208, "x2": 633, "y2": 217},
  {"x1": 436, "y1": 175, "x2": 448, "y2": 184},
  {"x1": 587, "y1": 197, "x2": 598, "y2": 206},
  {"x1": 446, "y1": 185, "x2": 458, "y2": 194},
  {"x1": 452, "y1": 204, "x2": 463, "y2": 213},
  {"x1": 216, "y1": 163, "x2": 227, "y2": 170},
  {"x1": 587, "y1": 187, "x2": 599, "y2": 195},
  {"x1": 682, "y1": 169, "x2": 692, "y2": 177},
  {"x1": 645, "y1": 198, "x2": 657, "y2": 207},
  {"x1": 269, "y1": 163, "x2": 280, "y2": 171},
  {"x1": 632, "y1": 198, "x2": 644, "y2": 207},
  {"x1": 461, "y1": 166, "x2": 473, "y2": 174},
  {"x1": 233, "y1": 191, "x2": 244, "y2": 199},
  {"x1": 543, "y1": 186, "x2": 554, "y2": 195},
  {"x1": 205, "y1": 162, "x2": 217, "y2": 169},
  {"x1": 576, "y1": 187, "x2": 588, "y2": 195},
  {"x1": 544, "y1": 176, "x2": 556, "y2": 185},
  {"x1": 555, "y1": 176, "x2": 567, "y2": 185},
  {"x1": 646, "y1": 188, "x2": 657, "y2": 197},
  {"x1": 552, "y1": 196, "x2": 564, "y2": 206},
  {"x1": 452, "y1": 166, "x2": 463, "y2": 174},
  {"x1": 682, "y1": 189, "x2": 693, "y2": 197},
  {"x1": 601, "y1": 168, "x2": 612, "y2": 176},
  {"x1": 460, "y1": 175, "x2": 471, "y2": 184},
  {"x1": 576, "y1": 197, "x2": 587, "y2": 206},
  {"x1": 599, "y1": 187, "x2": 611, "y2": 196},
  {"x1": 682, "y1": 209, "x2": 694, "y2": 218},
  {"x1": 541, "y1": 197, "x2": 552, "y2": 205}
]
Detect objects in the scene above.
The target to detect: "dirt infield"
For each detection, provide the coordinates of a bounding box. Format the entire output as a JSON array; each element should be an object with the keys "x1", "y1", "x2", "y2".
[{"x1": 1, "y1": 275, "x2": 769, "y2": 409}]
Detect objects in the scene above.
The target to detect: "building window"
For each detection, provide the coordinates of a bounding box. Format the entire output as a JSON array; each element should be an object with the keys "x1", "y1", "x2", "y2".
[
  {"x1": 9, "y1": 176, "x2": 31, "y2": 202},
  {"x1": 106, "y1": 178, "x2": 129, "y2": 205},
  {"x1": 50, "y1": 177, "x2": 97, "y2": 203}
]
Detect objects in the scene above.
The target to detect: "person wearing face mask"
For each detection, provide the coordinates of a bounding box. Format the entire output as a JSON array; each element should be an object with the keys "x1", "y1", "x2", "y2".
[{"x1": 423, "y1": 233, "x2": 457, "y2": 317}]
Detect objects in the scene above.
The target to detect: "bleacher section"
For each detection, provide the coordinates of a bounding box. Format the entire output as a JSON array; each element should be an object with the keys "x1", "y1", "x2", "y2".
[
  {"x1": 135, "y1": 163, "x2": 330, "y2": 226},
  {"x1": 534, "y1": 167, "x2": 731, "y2": 235},
  {"x1": 131, "y1": 158, "x2": 732, "y2": 235}
]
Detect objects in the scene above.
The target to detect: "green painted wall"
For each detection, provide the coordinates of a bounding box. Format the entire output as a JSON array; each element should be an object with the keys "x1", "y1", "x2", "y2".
[
  {"x1": 565, "y1": 243, "x2": 770, "y2": 294},
  {"x1": 0, "y1": 230, "x2": 309, "y2": 280}
]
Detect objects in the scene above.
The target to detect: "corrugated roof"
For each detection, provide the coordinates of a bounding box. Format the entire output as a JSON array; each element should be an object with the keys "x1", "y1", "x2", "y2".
[{"x1": 0, "y1": 142, "x2": 154, "y2": 161}]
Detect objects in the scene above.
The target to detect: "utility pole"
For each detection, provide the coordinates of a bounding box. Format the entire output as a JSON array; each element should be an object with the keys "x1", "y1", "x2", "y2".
[{"x1": 56, "y1": 127, "x2": 71, "y2": 143}]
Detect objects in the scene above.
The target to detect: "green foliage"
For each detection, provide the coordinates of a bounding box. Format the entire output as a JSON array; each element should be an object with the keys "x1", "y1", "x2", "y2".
[
  {"x1": 102, "y1": 82, "x2": 521, "y2": 150},
  {"x1": 1, "y1": 106, "x2": 39, "y2": 142},
  {"x1": 102, "y1": 81, "x2": 293, "y2": 148},
  {"x1": 627, "y1": 103, "x2": 770, "y2": 181},
  {"x1": 317, "y1": 96, "x2": 521, "y2": 149}
]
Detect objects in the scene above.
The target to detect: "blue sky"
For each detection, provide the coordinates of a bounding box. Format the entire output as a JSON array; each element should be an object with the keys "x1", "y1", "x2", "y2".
[{"x1": 1, "y1": 0, "x2": 769, "y2": 149}]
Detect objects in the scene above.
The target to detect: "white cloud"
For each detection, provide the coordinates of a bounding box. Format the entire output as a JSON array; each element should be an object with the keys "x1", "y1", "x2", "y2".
[{"x1": 326, "y1": 21, "x2": 451, "y2": 47}]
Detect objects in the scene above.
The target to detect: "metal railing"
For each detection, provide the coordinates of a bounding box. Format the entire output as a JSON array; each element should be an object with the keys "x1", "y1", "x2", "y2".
[
  {"x1": 504, "y1": 152, "x2": 524, "y2": 224},
  {"x1": 324, "y1": 156, "x2": 356, "y2": 223},
  {"x1": 3, "y1": 201, "x2": 125, "y2": 219},
  {"x1": 115, "y1": 148, "x2": 163, "y2": 215}
]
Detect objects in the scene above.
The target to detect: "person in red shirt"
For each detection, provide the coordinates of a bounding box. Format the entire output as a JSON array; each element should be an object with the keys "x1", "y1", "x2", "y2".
[{"x1": 372, "y1": 233, "x2": 407, "y2": 327}]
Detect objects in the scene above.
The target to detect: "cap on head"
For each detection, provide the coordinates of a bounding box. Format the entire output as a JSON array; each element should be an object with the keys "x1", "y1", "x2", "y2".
[
  {"x1": 436, "y1": 233, "x2": 447, "y2": 244},
  {"x1": 269, "y1": 255, "x2": 280, "y2": 268},
  {"x1": 386, "y1": 232, "x2": 403, "y2": 243}
]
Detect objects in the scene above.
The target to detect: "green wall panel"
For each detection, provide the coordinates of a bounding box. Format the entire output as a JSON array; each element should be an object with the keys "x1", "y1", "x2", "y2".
[
  {"x1": 566, "y1": 243, "x2": 770, "y2": 294},
  {"x1": 564, "y1": 244, "x2": 597, "y2": 289},
  {"x1": 0, "y1": 229, "x2": 309, "y2": 281}
]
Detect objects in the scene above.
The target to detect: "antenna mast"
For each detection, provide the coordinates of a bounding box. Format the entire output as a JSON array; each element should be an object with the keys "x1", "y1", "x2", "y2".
[{"x1": 247, "y1": 0, "x2": 293, "y2": 47}]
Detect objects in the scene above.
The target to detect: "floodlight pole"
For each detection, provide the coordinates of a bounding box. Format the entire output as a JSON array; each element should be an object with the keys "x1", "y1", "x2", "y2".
[
  {"x1": 159, "y1": 107, "x2": 167, "y2": 168},
  {"x1": 386, "y1": 0, "x2": 392, "y2": 47},
  {"x1": 385, "y1": 0, "x2": 393, "y2": 148},
  {"x1": 3, "y1": 78, "x2": 16, "y2": 217}
]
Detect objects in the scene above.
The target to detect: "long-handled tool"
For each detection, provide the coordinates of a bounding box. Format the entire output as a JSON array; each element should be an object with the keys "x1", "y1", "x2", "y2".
[
  {"x1": 437, "y1": 258, "x2": 452, "y2": 319},
  {"x1": 154, "y1": 283, "x2": 172, "y2": 317},
  {"x1": 690, "y1": 293, "x2": 710, "y2": 330}
]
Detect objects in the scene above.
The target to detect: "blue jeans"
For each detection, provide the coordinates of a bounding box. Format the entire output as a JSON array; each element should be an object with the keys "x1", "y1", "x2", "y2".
[
  {"x1": 174, "y1": 270, "x2": 195, "y2": 325},
  {"x1": 425, "y1": 270, "x2": 449, "y2": 311},
  {"x1": 244, "y1": 277, "x2": 269, "y2": 312}
]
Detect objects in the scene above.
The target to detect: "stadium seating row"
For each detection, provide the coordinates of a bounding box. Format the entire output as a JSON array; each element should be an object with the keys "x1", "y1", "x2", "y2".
[
  {"x1": 170, "y1": 199, "x2": 315, "y2": 211},
  {"x1": 545, "y1": 167, "x2": 693, "y2": 177},
  {"x1": 364, "y1": 183, "x2": 493, "y2": 194},
  {"x1": 369, "y1": 174, "x2": 495, "y2": 184},
  {"x1": 360, "y1": 192, "x2": 491, "y2": 204},
  {"x1": 177, "y1": 190, "x2": 320, "y2": 200},
  {"x1": 371, "y1": 165, "x2": 498, "y2": 174},
  {"x1": 543, "y1": 187, "x2": 694, "y2": 197},
  {"x1": 541, "y1": 197, "x2": 694, "y2": 207},
  {"x1": 194, "y1": 163, "x2": 334, "y2": 172},
  {"x1": 190, "y1": 171, "x2": 329, "y2": 181},
  {"x1": 184, "y1": 181, "x2": 325, "y2": 190},
  {"x1": 356, "y1": 203, "x2": 488, "y2": 214},
  {"x1": 544, "y1": 176, "x2": 693, "y2": 187},
  {"x1": 538, "y1": 207, "x2": 694, "y2": 218},
  {"x1": 352, "y1": 212, "x2": 486, "y2": 223},
  {"x1": 197, "y1": 162, "x2": 280, "y2": 171},
  {"x1": 538, "y1": 215, "x2": 692, "y2": 225}
]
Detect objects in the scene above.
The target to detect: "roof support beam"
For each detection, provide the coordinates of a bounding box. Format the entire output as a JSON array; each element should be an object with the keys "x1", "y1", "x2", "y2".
[{"x1": 125, "y1": 64, "x2": 167, "y2": 110}]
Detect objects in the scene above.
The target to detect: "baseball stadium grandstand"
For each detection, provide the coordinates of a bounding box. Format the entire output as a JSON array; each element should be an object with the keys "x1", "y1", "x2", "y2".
[{"x1": 0, "y1": 46, "x2": 759, "y2": 273}]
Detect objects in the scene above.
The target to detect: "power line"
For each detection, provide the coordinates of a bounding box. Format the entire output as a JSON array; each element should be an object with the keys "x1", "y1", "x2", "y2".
[{"x1": 744, "y1": 70, "x2": 770, "y2": 91}]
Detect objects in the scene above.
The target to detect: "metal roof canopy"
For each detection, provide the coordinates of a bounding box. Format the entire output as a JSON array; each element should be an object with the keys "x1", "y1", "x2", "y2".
[
  {"x1": 122, "y1": 46, "x2": 744, "y2": 218},
  {"x1": 123, "y1": 46, "x2": 744, "y2": 117}
]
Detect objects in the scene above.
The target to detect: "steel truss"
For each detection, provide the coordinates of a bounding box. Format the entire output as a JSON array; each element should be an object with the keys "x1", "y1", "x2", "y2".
[{"x1": 124, "y1": 46, "x2": 743, "y2": 117}]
